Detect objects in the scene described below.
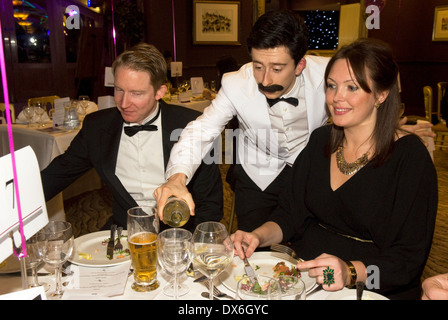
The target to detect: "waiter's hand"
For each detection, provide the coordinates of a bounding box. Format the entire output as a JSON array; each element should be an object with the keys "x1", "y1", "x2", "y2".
[{"x1": 153, "y1": 173, "x2": 195, "y2": 222}]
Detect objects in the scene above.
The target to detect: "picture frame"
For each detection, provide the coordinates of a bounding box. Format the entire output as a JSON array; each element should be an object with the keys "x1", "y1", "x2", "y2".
[
  {"x1": 433, "y1": 5, "x2": 448, "y2": 41},
  {"x1": 193, "y1": 0, "x2": 240, "y2": 45}
]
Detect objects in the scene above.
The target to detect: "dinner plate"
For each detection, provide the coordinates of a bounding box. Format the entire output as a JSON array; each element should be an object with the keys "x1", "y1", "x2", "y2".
[
  {"x1": 0, "y1": 254, "x2": 31, "y2": 274},
  {"x1": 219, "y1": 251, "x2": 317, "y2": 293},
  {"x1": 70, "y1": 230, "x2": 130, "y2": 267},
  {"x1": 327, "y1": 289, "x2": 389, "y2": 300}
]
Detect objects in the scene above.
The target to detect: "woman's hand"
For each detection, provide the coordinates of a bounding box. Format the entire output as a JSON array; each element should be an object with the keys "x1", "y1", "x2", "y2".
[
  {"x1": 297, "y1": 253, "x2": 350, "y2": 291},
  {"x1": 231, "y1": 230, "x2": 260, "y2": 260},
  {"x1": 422, "y1": 273, "x2": 448, "y2": 300}
]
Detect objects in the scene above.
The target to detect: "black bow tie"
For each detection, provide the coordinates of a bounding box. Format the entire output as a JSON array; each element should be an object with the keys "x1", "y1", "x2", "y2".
[
  {"x1": 266, "y1": 97, "x2": 299, "y2": 107},
  {"x1": 124, "y1": 107, "x2": 160, "y2": 137}
]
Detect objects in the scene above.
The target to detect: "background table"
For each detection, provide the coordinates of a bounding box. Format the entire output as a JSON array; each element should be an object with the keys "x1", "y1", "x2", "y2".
[{"x1": 0, "y1": 123, "x2": 102, "y2": 220}]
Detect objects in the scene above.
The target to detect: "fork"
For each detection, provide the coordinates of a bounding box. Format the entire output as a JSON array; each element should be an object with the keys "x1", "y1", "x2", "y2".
[
  {"x1": 204, "y1": 280, "x2": 235, "y2": 300},
  {"x1": 114, "y1": 226, "x2": 123, "y2": 252},
  {"x1": 270, "y1": 243, "x2": 304, "y2": 262}
]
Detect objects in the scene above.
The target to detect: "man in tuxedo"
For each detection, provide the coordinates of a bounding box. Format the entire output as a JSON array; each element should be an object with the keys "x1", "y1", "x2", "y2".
[{"x1": 41, "y1": 43, "x2": 223, "y2": 230}]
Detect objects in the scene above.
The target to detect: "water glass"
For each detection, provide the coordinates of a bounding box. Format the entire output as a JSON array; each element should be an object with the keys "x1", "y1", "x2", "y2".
[
  {"x1": 127, "y1": 205, "x2": 160, "y2": 292},
  {"x1": 157, "y1": 228, "x2": 192, "y2": 299},
  {"x1": 37, "y1": 221, "x2": 74, "y2": 299},
  {"x1": 25, "y1": 233, "x2": 49, "y2": 291}
]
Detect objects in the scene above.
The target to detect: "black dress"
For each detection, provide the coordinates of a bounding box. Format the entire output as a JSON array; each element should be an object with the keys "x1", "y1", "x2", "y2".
[{"x1": 270, "y1": 125, "x2": 438, "y2": 299}]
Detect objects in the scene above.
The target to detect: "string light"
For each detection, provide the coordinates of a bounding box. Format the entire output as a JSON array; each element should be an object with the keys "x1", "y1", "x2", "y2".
[{"x1": 300, "y1": 10, "x2": 339, "y2": 50}]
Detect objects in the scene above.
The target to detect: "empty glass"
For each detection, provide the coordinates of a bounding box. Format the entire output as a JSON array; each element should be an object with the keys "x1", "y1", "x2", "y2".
[
  {"x1": 37, "y1": 221, "x2": 74, "y2": 299},
  {"x1": 34, "y1": 102, "x2": 46, "y2": 127},
  {"x1": 278, "y1": 275, "x2": 306, "y2": 300},
  {"x1": 23, "y1": 105, "x2": 35, "y2": 127},
  {"x1": 25, "y1": 233, "x2": 50, "y2": 291},
  {"x1": 157, "y1": 228, "x2": 192, "y2": 299}
]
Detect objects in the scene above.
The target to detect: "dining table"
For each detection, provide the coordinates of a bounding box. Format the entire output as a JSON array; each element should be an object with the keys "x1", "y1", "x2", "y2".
[
  {"x1": 0, "y1": 236, "x2": 388, "y2": 301},
  {"x1": 0, "y1": 122, "x2": 102, "y2": 220}
]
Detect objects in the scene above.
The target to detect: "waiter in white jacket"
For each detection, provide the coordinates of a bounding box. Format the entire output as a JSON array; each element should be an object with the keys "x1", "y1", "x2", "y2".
[{"x1": 154, "y1": 10, "x2": 329, "y2": 231}]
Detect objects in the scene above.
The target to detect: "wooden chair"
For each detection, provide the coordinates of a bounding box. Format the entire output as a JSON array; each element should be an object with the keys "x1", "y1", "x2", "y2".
[
  {"x1": 27, "y1": 95, "x2": 60, "y2": 110},
  {"x1": 0, "y1": 103, "x2": 16, "y2": 123},
  {"x1": 433, "y1": 82, "x2": 448, "y2": 150}
]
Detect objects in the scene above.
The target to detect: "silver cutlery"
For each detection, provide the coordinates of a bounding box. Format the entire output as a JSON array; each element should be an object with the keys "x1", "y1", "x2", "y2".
[
  {"x1": 194, "y1": 275, "x2": 208, "y2": 283},
  {"x1": 114, "y1": 226, "x2": 123, "y2": 252},
  {"x1": 205, "y1": 280, "x2": 235, "y2": 300},
  {"x1": 107, "y1": 224, "x2": 116, "y2": 260},
  {"x1": 306, "y1": 283, "x2": 323, "y2": 296},
  {"x1": 201, "y1": 292, "x2": 219, "y2": 300},
  {"x1": 241, "y1": 246, "x2": 256, "y2": 279},
  {"x1": 356, "y1": 281, "x2": 365, "y2": 300},
  {"x1": 270, "y1": 243, "x2": 304, "y2": 262}
]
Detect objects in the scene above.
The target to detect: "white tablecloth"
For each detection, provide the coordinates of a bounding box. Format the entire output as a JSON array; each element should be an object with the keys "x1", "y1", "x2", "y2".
[
  {"x1": 0, "y1": 259, "x2": 345, "y2": 301},
  {"x1": 0, "y1": 123, "x2": 102, "y2": 220},
  {"x1": 171, "y1": 98, "x2": 211, "y2": 113}
]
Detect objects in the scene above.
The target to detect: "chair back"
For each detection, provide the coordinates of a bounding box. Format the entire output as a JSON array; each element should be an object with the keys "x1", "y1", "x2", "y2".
[
  {"x1": 437, "y1": 82, "x2": 448, "y2": 123},
  {"x1": 27, "y1": 95, "x2": 60, "y2": 110},
  {"x1": 0, "y1": 103, "x2": 16, "y2": 123},
  {"x1": 423, "y1": 86, "x2": 433, "y2": 122}
]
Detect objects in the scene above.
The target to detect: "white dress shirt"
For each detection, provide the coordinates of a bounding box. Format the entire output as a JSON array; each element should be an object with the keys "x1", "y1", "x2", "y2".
[
  {"x1": 268, "y1": 74, "x2": 309, "y2": 166},
  {"x1": 115, "y1": 104, "x2": 165, "y2": 207}
]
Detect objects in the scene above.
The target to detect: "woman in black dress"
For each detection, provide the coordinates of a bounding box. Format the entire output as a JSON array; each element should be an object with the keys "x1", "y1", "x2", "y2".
[{"x1": 232, "y1": 38, "x2": 438, "y2": 299}]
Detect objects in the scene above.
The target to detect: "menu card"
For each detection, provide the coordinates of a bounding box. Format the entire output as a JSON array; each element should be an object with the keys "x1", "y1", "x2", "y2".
[
  {"x1": 62, "y1": 262, "x2": 131, "y2": 299},
  {"x1": 52, "y1": 97, "x2": 70, "y2": 128}
]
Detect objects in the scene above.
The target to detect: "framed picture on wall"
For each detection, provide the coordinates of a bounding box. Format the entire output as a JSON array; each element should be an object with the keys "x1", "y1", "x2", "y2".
[
  {"x1": 433, "y1": 5, "x2": 448, "y2": 41},
  {"x1": 193, "y1": 0, "x2": 240, "y2": 45}
]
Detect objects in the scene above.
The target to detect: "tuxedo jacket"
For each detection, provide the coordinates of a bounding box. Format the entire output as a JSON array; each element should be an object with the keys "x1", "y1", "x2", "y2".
[
  {"x1": 41, "y1": 101, "x2": 223, "y2": 229},
  {"x1": 166, "y1": 55, "x2": 330, "y2": 191}
]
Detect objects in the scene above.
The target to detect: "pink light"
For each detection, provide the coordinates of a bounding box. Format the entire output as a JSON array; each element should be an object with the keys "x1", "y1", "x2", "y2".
[
  {"x1": 0, "y1": 17, "x2": 27, "y2": 258},
  {"x1": 172, "y1": 0, "x2": 177, "y2": 61}
]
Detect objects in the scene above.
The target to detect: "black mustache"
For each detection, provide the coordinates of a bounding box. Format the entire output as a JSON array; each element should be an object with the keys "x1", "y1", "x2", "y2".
[{"x1": 258, "y1": 83, "x2": 284, "y2": 93}]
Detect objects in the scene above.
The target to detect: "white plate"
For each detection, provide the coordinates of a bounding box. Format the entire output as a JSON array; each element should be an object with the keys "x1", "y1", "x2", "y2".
[
  {"x1": 219, "y1": 251, "x2": 316, "y2": 293},
  {"x1": 0, "y1": 254, "x2": 31, "y2": 274},
  {"x1": 327, "y1": 289, "x2": 389, "y2": 300},
  {"x1": 70, "y1": 230, "x2": 130, "y2": 267}
]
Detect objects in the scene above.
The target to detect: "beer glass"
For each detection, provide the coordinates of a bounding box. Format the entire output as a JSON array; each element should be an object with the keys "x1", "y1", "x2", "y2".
[{"x1": 127, "y1": 205, "x2": 160, "y2": 292}]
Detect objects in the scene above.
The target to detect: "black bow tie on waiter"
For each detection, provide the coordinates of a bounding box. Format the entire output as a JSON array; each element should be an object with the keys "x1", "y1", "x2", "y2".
[
  {"x1": 266, "y1": 97, "x2": 299, "y2": 107},
  {"x1": 124, "y1": 107, "x2": 160, "y2": 137}
]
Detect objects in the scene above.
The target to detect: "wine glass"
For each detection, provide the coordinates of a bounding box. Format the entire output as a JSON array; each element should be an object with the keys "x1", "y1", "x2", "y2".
[
  {"x1": 192, "y1": 222, "x2": 234, "y2": 300},
  {"x1": 23, "y1": 105, "x2": 35, "y2": 127},
  {"x1": 157, "y1": 228, "x2": 192, "y2": 299},
  {"x1": 78, "y1": 95, "x2": 90, "y2": 118},
  {"x1": 278, "y1": 275, "x2": 306, "y2": 300},
  {"x1": 184, "y1": 80, "x2": 191, "y2": 91},
  {"x1": 37, "y1": 221, "x2": 74, "y2": 299},
  {"x1": 210, "y1": 80, "x2": 216, "y2": 92},
  {"x1": 236, "y1": 275, "x2": 282, "y2": 300},
  {"x1": 25, "y1": 233, "x2": 50, "y2": 291},
  {"x1": 34, "y1": 102, "x2": 46, "y2": 127}
]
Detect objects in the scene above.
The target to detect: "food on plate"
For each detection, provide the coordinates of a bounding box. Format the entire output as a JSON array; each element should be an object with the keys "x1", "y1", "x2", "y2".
[
  {"x1": 273, "y1": 262, "x2": 300, "y2": 278},
  {"x1": 78, "y1": 253, "x2": 92, "y2": 260}
]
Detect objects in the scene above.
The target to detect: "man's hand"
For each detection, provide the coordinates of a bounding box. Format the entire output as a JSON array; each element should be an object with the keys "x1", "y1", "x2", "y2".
[{"x1": 153, "y1": 173, "x2": 195, "y2": 222}]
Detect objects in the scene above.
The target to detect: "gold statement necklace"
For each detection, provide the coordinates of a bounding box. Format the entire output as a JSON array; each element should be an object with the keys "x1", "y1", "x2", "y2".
[{"x1": 336, "y1": 146, "x2": 369, "y2": 175}]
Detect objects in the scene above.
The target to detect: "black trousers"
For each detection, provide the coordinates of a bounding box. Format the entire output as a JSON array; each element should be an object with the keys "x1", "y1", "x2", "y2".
[{"x1": 232, "y1": 164, "x2": 292, "y2": 232}]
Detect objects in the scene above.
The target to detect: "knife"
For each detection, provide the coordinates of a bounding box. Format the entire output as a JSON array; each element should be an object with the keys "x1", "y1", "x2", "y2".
[
  {"x1": 241, "y1": 246, "x2": 256, "y2": 278},
  {"x1": 107, "y1": 224, "x2": 116, "y2": 260}
]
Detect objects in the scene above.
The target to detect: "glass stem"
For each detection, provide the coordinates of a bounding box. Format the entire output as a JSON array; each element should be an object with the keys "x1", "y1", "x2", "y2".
[
  {"x1": 29, "y1": 265, "x2": 39, "y2": 287},
  {"x1": 54, "y1": 264, "x2": 63, "y2": 295},
  {"x1": 173, "y1": 273, "x2": 179, "y2": 300}
]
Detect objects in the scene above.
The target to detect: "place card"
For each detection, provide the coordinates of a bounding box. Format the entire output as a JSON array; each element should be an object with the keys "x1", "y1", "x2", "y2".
[
  {"x1": 62, "y1": 261, "x2": 131, "y2": 299},
  {"x1": 52, "y1": 97, "x2": 70, "y2": 128},
  {"x1": 191, "y1": 77, "x2": 204, "y2": 96},
  {"x1": 0, "y1": 146, "x2": 49, "y2": 263}
]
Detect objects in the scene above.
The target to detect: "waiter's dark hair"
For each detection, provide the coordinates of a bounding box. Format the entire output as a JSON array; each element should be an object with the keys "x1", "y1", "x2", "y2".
[{"x1": 246, "y1": 10, "x2": 309, "y2": 65}]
